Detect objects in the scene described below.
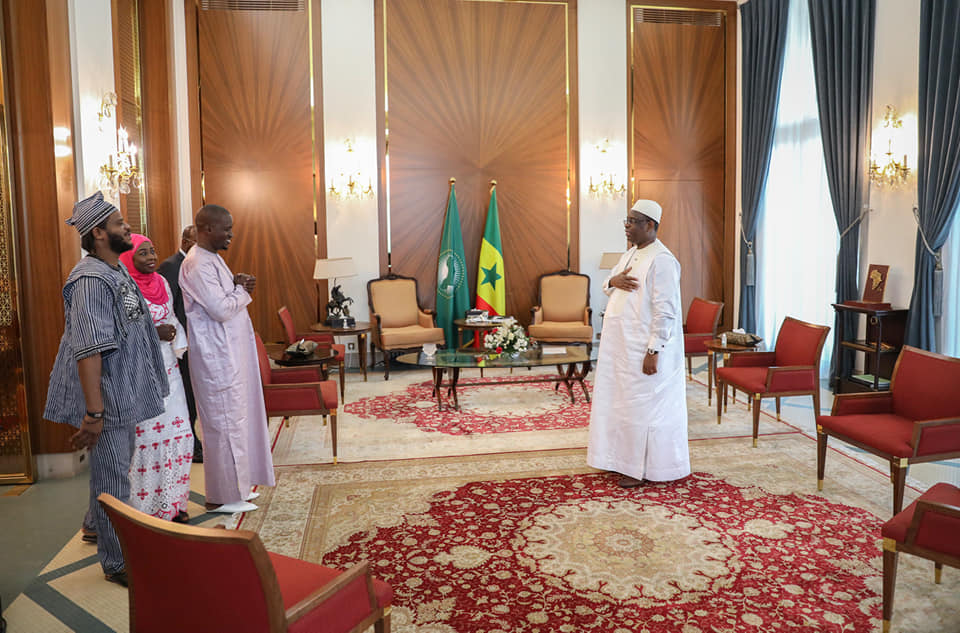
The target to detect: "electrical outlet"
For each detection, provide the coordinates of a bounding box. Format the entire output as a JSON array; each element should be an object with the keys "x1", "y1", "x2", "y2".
[{"x1": 348, "y1": 342, "x2": 356, "y2": 351}]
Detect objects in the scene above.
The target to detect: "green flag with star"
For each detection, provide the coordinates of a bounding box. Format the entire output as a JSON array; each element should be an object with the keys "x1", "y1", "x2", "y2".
[
  {"x1": 476, "y1": 182, "x2": 505, "y2": 316},
  {"x1": 436, "y1": 179, "x2": 470, "y2": 348}
]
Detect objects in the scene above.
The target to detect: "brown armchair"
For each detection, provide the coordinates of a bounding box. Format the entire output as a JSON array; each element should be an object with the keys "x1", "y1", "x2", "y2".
[
  {"x1": 528, "y1": 270, "x2": 593, "y2": 345},
  {"x1": 367, "y1": 273, "x2": 445, "y2": 379}
]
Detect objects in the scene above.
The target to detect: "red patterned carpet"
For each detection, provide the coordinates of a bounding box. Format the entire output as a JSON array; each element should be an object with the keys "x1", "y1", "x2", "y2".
[
  {"x1": 321, "y1": 471, "x2": 882, "y2": 632},
  {"x1": 344, "y1": 376, "x2": 593, "y2": 435}
]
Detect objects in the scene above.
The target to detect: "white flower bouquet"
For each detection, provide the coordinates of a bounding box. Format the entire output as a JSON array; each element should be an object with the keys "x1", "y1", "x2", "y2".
[{"x1": 483, "y1": 320, "x2": 530, "y2": 355}]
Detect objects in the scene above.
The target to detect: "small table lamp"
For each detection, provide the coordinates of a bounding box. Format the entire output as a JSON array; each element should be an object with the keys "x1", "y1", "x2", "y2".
[{"x1": 313, "y1": 257, "x2": 358, "y2": 327}]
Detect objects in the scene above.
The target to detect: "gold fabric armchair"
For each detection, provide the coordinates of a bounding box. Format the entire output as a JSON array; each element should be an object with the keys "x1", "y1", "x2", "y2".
[{"x1": 367, "y1": 273, "x2": 445, "y2": 379}]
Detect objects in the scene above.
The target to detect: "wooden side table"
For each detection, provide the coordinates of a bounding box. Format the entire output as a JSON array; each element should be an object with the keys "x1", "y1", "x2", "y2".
[
  {"x1": 703, "y1": 338, "x2": 761, "y2": 412},
  {"x1": 310, "y1": 321, "x2": 372, "y2": 382}
]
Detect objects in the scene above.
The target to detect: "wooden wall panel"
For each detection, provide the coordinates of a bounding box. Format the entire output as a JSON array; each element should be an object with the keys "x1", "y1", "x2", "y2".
[
  {"x1": 197, "y1": 7, "x2": 317, "y2": 343},
  {"x1": 3, "y1": 0, "x2": 72, "y2": 456},
  {"x1": 379, "y1": 0, "x2": 577, "y2": 325},
  {"x1": 628, "y1": 1, "x2": 736, "y2": 330}
]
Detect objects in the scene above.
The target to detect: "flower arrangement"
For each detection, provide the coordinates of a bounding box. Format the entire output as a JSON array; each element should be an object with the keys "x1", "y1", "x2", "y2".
[{"x1": 483, "y1": 320, "x2": 530, "y2": 355}]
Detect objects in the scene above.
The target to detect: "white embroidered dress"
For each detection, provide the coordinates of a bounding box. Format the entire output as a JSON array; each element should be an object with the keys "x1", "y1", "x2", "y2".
[{"x1": 128, "y1": 277, "x2": 194, "y2": 520}]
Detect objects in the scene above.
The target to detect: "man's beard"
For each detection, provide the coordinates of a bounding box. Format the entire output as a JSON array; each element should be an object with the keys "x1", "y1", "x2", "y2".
[{"x1": 108, "y1": 231, "x2": 133, "y2": 254}]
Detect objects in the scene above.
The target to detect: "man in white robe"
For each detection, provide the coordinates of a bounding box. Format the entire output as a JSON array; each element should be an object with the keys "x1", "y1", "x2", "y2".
[
  {"x1": 179, "y1": 204, "x2": 275, "y2": 513},
  {"x1": 588, "y1": 199, "x2": 691, "y2": 487}
]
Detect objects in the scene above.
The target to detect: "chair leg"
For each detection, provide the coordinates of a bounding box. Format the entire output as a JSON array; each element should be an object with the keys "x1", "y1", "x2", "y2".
[
  {"x1": 687, "y1": 356, "x2": 692, "y2": 379},
  {"x1": 330, "y1": 409, "x2": 338, "y2": 465},
  {"x1": 384, "y1": 351, "x2": 391, "y2": 380},
  {"x1": 284, "y1": 416, "x2": 290, "y2": 428},
  {"x1": 375, "y1": 611, "x2": 391, "y2": 633},
  {"x1": 723, "y1": 382, "x2": 728, "y2": 412},
  {"x1": 775, "y1": 396, "x2": 781, "y2": 420},
  {"x1": 882, "y1": 547, "x2": 898, "y2": 633},
  {"x1": 751, "y1": 395, "x2": 761, "y2": 448},
  {"x1": 891, "y1": 461, "x2": 908, "y2": 514},
  {"x1": 339, "y1": 359, "x2": 346, "y2": 402},
  {"x1": 816, "y1": 430, "x2": 827, "y2": 491},
  {"x1": 812, "y1": 388, "x2": 821, "y2": 416},
  {"x1": 935, "y1": 562, "x2": 943, "y2": 584},
  {"x1": 716, "y1": 380, "x2": 723, "y2": 424}
]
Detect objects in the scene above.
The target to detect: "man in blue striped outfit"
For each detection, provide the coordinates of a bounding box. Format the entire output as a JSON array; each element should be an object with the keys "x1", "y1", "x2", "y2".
[{"x1": 44, "y1": 192, "x2": 168, "y2": 587}]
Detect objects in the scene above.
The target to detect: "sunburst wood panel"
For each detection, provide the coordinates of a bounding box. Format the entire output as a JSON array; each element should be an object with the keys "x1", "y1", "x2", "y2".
[
  {"x1": 383, "y1": 0, "x2": 574, "y2": 324},
  {"x1": 631, "y1": 14, "x2": 725, "y2": 317},
  {"x1": 198, "y1": 8, "x2": 316, "y2": 342}
]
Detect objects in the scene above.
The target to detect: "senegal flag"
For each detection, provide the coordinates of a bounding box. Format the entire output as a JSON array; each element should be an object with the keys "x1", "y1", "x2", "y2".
[
  {"x1": 476, "y1": 182, "x2": 505, "y2": 316},
  {"x1": 436, "y1": 178, "x2": 470, "y2": 348}
]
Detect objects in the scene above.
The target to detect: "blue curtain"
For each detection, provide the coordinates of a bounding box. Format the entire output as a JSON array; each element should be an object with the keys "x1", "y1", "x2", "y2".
[
  {"x1": 904, "y1": 0, "x2": 960, "y2": 350},
  {"x1": 807, "y1": 0, "x2": 875, "y2": 381},
  {"x1": 738, "y1": 0, "x2": 789, "y2": 332}
]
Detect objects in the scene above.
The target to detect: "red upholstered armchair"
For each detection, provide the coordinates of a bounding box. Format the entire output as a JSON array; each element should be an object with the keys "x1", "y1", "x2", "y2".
[
  {"x1": 684, "y1": 297, "x2": 723, "y2": 378},
  {"x1": 817, "y1": 346, "x2": 960, "y2": 514},
  {"x1": 716, "y1": 316, "x2": 830, "y2": 447},
  {"x1": 880, "y1": 483, "x2": 960, "y2": 633},
  {"x1": 98, "y1": 493, "x2": 393, "y2": 633},
  {"x1": 255, "y1": 333, "x2": 340, "y2": 462},
  {"x1": 279, "y1": 305, "x2": 347, "y2": 402}
]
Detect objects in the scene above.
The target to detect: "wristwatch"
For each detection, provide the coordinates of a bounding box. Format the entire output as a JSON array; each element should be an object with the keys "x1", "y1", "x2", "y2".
[
  {"x1": 86, "y1": 410, "x2": 105, "y2": 420},
  {"x1": 646, "y1": 348, "x2": 659, "y2": 356}
]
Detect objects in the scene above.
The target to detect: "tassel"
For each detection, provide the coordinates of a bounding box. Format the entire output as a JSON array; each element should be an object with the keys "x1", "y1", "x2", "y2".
[
  {"x1": 933, "y1": 256, "x2": 943, "y2": 318},
  {"x1": 745, "y1": 247, "x2": 755, "y2": 287}
]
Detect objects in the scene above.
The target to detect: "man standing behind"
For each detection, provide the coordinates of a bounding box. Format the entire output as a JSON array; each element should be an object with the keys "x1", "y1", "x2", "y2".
[
  {"x1": 44, "y1": 192, "x2": 168, "y2": 585},
  {"x1": 179, "y1": 205, "x2": 274, "y2": 513},
  {"x1": 588, "y1": 199, "x2": 690, "y2": 488},
  {"x1": 157, "y1": 225, "x2": 202, "y2": 463}
]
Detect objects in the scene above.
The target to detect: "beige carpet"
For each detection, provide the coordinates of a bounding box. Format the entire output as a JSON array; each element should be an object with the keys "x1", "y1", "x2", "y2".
[{"x1": 4, "y1": 370, "x2": 957, "y2": 632}]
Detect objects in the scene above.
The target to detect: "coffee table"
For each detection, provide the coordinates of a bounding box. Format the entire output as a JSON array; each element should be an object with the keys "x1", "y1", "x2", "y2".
[
  {"x1": 396, "y1": 346, "x2": 595, "y2": 411},
  {"x1": 310, "y1": 320, "x2": 372, "y2": 382},
  {"x1": 267, "y1": 343, "x2": 336, "y2": 377}
]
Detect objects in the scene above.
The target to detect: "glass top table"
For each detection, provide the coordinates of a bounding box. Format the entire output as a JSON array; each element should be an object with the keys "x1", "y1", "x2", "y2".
[{"x1": 396, "y1": 346, "x2": 596, "y2": 411}]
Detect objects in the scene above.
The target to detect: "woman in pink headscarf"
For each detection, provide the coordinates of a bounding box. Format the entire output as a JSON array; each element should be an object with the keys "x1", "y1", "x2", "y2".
[{"x1": 119, "y1": 234, "x2": 193, "y2": 522}]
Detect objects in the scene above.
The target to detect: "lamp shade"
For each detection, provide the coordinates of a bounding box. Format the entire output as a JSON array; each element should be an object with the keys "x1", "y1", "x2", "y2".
[
  {"x1": 598, "y1": 252, "x2": 624, "y2": 270},
  {"x1": 313, "y1": 257, "x2": 356, "y2": 280}
]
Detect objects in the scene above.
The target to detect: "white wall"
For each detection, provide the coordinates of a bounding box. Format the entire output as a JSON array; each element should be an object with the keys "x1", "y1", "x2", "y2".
[
  {"x1": 862, "y1": 0, "x2": 921, "y2": 309},
  {"x1": 577, "y1": 0, "x2": 630, "y2": 334}
]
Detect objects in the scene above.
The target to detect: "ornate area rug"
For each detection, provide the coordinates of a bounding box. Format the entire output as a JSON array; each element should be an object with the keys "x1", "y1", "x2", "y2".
[{"x1": 344, "y1": 375, "x2": 593, "y2": 434}]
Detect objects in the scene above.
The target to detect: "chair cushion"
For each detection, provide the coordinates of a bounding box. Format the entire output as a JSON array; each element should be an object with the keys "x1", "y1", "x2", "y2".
[
  {"x1": 716, "y1": 367, "x2": 768, "y2": 393},
  {"x1": 891, "y1": 348, "x2": 960, "y2": 422},
  {"x1": 541, "y1": 275, "x2": 588, "y2": 322},
  {"x1": 381, "y1": 325, "x2": 445, "y2": 348},
  {"x1": 881, "y1": 483, "x2": 960, "y2": 558},
  {"x1": 816, "y1": 413, "x2": 915, "y2": 456},
  {"x1": 270, "y1": 553, "x2": 393, "y2": 633},
  {"x1": 684, "y1": 334, "x2": 713, "y2": 355},
  {"x1": 774, "y1": 319, "x2": 828, "y2": 366},
  {"x1": 528, "y1": 322, "x2": 593, "y2": 343},
  {"x1": 265, "y1": 387, "x2": 321, "y2": 414},
  {"x1": 370, "y1": 279, "x2": 420, "y2": 328}
]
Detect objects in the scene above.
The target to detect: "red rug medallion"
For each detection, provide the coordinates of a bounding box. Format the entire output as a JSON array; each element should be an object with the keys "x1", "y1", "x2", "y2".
[
  {"x1": 322, "y1": 472, "x2": 882, "y2": 632},
  {"x1": 344, "y1": 377, "x2": 593, "y2": 435}
]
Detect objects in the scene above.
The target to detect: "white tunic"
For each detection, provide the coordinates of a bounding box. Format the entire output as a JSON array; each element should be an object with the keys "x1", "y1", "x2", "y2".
[
  {"x1": 180, "y1": 247, "x2": 275, "y2": 505},
  {"x1": 587, "y1": 240, "x2": 691, "y2": 481}
]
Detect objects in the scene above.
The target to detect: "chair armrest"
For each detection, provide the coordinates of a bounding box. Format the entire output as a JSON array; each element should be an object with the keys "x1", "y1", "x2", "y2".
[
  {"x1": 830, "y1": 392, "x2": 894, "y2": 416},
  {"x1": 417, "y1": 310, "x2": 435, "y2": 328},
  {"x1": 910, "y1": 416, "x2": 960, "y2": 456},
  {"x1": 766, "y1": 365, "x2": 816, "y2": 392},
  {"x1": 271, "y1": 366, "x2": 324, "y2": 384},
  {"x1": 286, "y1": 562, "x2": 376, "y2": 625},
  {"x1": 583, "y1": 307, "x2": 592, "y2": 326},
  {"x1": 727, "y1": 351, "x2": 776, "y2": 367},
  {"x1": 904, "y1": 498, "x2": 960, "y2": 546},
  {"x1": 530, "y1": 306, "x2": 543, "y2": 325}
]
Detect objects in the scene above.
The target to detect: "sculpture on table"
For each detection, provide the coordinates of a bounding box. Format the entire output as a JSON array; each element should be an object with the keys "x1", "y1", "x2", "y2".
[{"x1": 326, "y1": 285, "x2": 355, "y2": 328}]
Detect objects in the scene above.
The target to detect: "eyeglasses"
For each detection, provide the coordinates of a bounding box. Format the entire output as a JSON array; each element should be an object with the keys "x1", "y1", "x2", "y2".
[{"x1": 624, "y1": 217, "x2": 645, "y2": 226}]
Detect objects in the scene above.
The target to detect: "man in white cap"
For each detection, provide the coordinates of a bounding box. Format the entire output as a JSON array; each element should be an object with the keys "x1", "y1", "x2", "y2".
[
  {"x1": 588, "y1": 199, "x2": 690, "y2": 487},
  {"x1": 44, "y1": 191, "x2": 168, "y2": 586}
]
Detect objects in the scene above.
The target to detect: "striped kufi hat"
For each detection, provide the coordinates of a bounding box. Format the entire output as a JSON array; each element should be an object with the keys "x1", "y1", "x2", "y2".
[{"x1": 66, "y1": 191, "x2": 118, "y2": 236}]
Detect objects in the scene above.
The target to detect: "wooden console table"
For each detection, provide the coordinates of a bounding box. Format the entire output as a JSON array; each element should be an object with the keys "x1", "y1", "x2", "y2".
[{"x1": 831, "y1": 303, "x2": 907, "y2": 393}]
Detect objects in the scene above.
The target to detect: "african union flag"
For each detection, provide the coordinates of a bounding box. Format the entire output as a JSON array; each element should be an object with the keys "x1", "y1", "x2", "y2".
[
  {"x1": 436, "y1": 178, "x2": 470, "y2": 348},
  {"x1": 476, "y1": 182, "x2": 505, "y2": 316}
]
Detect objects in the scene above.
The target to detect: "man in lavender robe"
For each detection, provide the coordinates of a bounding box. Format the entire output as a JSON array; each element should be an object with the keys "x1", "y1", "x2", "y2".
[{"x1": 179, "y1": 204, "x2": 274, "y2": 513}]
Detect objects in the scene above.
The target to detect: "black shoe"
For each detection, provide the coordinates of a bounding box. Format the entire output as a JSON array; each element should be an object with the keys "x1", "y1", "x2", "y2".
[
  {"x1": 192, "y1": 442, "x2": 204, "y2": 463},
  {"x1": 171, "y1": 511, "x2": 190, "y2": 524},
  {"x1": 81, "y1": 528, "x2": 97, "y2": 544},
  {"x1": 105, "y1": 570, "x2": 128, "y2": 587}
]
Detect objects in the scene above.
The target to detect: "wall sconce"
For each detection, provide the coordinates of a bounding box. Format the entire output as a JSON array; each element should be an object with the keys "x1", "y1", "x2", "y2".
[
  {"x1": 98, "y1": 126, "x2": 142, "y2": 198},
  {"x1": 587, "y1": 138, "x2": 625, "y2": 199},
  {"x1": 327, "y1": 138, "x2": 374, "y2": 200},
  {"x1": 869, "y1": 105, "x2": 911, "y2": 188},
  {"x1": 97, "y1": 92, "x2": 117, "y2": 128}
]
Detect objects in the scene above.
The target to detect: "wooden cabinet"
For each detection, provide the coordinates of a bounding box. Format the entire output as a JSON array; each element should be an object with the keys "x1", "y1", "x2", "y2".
[{"x1": 832, "y1": 303, "x2": 908, "y2": 393}]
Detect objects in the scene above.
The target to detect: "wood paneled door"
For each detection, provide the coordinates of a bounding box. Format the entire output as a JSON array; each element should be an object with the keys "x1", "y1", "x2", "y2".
[
  {"x1": 195, "y1": 1, "x2": 323, "y2": 343},
  {"x1": 376, "y1": 0, "x2": 578, "y2": 325},
  {"x1": 628, "y1": 2, "x2": 737, "y2": 330}
]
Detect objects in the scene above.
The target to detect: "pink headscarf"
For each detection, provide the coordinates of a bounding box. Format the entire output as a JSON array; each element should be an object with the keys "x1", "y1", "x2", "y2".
[{"x1": 119, "y1": 234, "x2": 169, "y2": 306}]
